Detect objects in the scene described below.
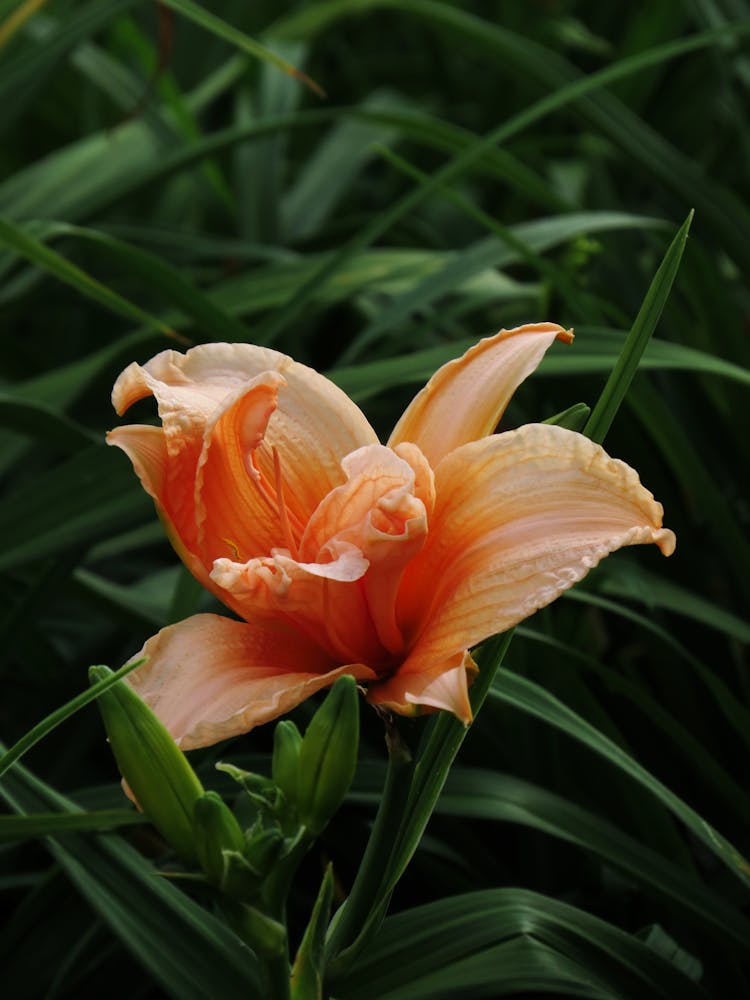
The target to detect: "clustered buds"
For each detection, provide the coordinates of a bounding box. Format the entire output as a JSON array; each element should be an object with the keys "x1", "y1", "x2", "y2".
[{"x1": 91, "y1": 667, "x2": 360, "y2": 942}]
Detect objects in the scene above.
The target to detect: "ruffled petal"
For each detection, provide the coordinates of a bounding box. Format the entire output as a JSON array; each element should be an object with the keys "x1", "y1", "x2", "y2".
[
  {"x1": 397, "y1": 424, "x2": 675, "y2": 663},
  {"x1": 367, "y1": 649, "x2": 476, "y2": 724},
  {"x1": 127, "y1": 613, "x2": 376, "y2": 750},
  {"x1": 388, "y1": 323, "x2": 573, "y2": 467},
  {"x1": 112, "y1": 343, "x2": 378, "y2": 531},
  {"x1": 211, "y1": 547, "x2": 384, "y2": 667},
  {"x1": 299, "y1": 444, "x2": 429, "y2": 655}
]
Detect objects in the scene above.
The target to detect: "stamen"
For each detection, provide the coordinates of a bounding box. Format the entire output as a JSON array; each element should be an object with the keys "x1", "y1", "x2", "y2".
[
  {"x1": 222, "y1": 537, "x2": 241, "y2": 560},
  {"x1": 273, "y1": 447, "x2": 298, "y2": 558}
]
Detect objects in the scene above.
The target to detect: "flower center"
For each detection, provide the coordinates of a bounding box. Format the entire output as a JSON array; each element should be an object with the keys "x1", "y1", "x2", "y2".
[{"x1": 247, "y1": 446, "x2": 304, "y2": 558}]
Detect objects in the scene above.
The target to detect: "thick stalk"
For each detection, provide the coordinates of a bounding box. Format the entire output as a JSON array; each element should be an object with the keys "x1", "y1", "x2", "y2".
[
  {"x1": 324, "y1": 719, "x2": 413, "y2": 967},
  {"x1": 326, "y1": 632, "x2": 513, "y2": 984}
]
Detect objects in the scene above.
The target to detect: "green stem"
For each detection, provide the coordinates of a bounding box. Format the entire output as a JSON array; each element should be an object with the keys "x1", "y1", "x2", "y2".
[
  {"x1": 258, "y1": 831, "x2": 316, "y2": 1000},
  {"x1": 264, "y1": 953, "x2": 292, "y2": 1000},
  {"x1": 386, "y1": 631, "x2": 513, "y2": 891},
  {"x1": 263, "y1": 829, "x2": 315, "y2": 919},
  {"x1": 324, "y1": 718, "x2": 413, "y2": 969},
  {"x1": 326, "y1": 632, "x2": 513, "y2": 984}
]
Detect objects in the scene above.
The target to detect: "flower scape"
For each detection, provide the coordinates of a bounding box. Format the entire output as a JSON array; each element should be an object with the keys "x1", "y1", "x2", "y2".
[{"x1": 108, "y1": 323, "x2": 675, "y2": 749}]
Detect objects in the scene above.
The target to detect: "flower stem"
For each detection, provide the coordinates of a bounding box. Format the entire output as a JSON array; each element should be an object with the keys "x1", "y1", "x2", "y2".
[
  {"x1": 324, "y1": 716, "x2": 413, "y2": 970},
  {"x1": 325, "y1": 631, "x2": 513, "y2": 984}
]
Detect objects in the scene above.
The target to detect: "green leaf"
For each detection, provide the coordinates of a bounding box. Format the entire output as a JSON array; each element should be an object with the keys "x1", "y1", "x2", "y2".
[
  {"x1": 291, "y1": 866, "x2": 334, "y2": 1000},
  {"x1": 592, "y1": 563, "x2": 750, "y2": 645},
  {"x1": 0, "y1": 657, "x2": 144, "y2": 780},
  {"x1": 160, "y1": 0, "x2": 324, "y2": 96},
  {"x1": 0, "y1": 0, "x2": 140, "y2": 134},
  {"x1": 0, "y1": 445, "x2": 152, "y2": 573},
  {"x1": 0, "y1": 393, "x2": 98, "y2": 452},
  {"x1": 0, "y1": 757, "x2": 261, "y2": 997},
  {"x1": 0, "y1": 809, "x2": 145, "y2": 843},
  {"x1": 433, "y1": 768, "x2": 750, "y2": 950},
  {"x1": 488, "y1": 670, "x2": 750, "y2": 891},
  {"x1": 0, "y1": 216, "x2": 180, "y2": 340},
  {"x1": 338, "y1": 211, "x2": 662, "y2": 364},
  {"x1": 584, "y1": 212, "x2": 693, "y2": 443},
  {"x1": 334, "y1": 888, "x2": 708, "y2": 999},
  {"x1": 32, "y1": 223, "x2": 250, "y2": 342}
]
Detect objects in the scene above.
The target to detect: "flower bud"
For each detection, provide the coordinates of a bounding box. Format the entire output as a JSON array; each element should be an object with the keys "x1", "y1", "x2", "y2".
[
  {"x1": 193, "y1": 791, "x2": 245, "y2": 886},
  {"x1": 89, "y1": 665, "x2": 204, "y2": 864},
  {"x1": 216, "y1": 761, "x2": 281, "y2": 812},
  {"x1": 297, "y1": 675, "x2": 359, "y2": 835},
  {"x1": 272, "y1": 719, "x2": 302, "y2": 808}
]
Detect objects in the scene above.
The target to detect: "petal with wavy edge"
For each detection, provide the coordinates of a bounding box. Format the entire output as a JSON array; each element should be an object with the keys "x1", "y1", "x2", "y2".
[
  {"x1": 392, "y1": 441, "x2": 436, "y2": 518},
  {"x1": 112, "y1": 343, "x2": 378, "y2": 530},
  {"x1": 367, "y1": 649, "x2": 476, "y2": 723},
  {"x1": 388, "y1": 323, "x2": 573, "y2": 467},
  {"x1": 211, "y1": 546, "x2": 385, "y2": 667},
  {"x1": 299, "y1": 444, "x2": 428, "y2": 655},
  {"x1": 127, "y1": 613, "x2": 376, "y2": 750},
  {"x1": 397, "y1": 424, "x2": 675, "y2": 664}
]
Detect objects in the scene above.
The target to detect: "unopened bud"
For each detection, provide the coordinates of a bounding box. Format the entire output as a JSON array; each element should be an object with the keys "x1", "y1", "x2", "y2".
[
  {"x1": 272, "y1": 720, "x2": 302, "y2": 808},
  {"x1": 297, "y1": 676, "x2": 359, "y2": 835},
  {"x1": 89, "y1": 664, "x2": 203, "y2": 864},
  {"x1": 193, "y1": 791, "x2": 245, "y2": 886}
]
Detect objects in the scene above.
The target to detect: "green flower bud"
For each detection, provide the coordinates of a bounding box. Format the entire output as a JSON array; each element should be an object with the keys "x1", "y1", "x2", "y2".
[
  {"x1": 297, "y1": 676, "x2": 359, "y2": 835},
  {"x1": 89, "y1": 665, "x2": 204, "y2": 864},
  {"x1": 272, "y1": 720, "x2": 302, "y2": 808},
  {"x1": 216, "y1": 762, "x2": 281, "y2": 813},
  {"x1": 193, "y1": 791, "x2": 245, "y2": 886}
]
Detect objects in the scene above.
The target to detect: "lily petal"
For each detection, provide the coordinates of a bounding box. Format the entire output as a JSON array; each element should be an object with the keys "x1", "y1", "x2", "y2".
[
  {"x1": 107, "y1": 424, "x2": 210, "y2": 588},
  {"x1": 367, "y1": 649, "x2": 476, "y2": 723},
  {"x1": 397, "y1": 424, "x2": 675, "y2": 665},
  {"x1": 194, "y1": 372, "x2": 287, "y2": 565},
  {"x1": 211, "y1": 546, "x2": 383, "y2": 667},
  {"x1": 299, "y1": 445, "x2": 428, "y2": 655},
  {"x1": 112, "y1": 343, "x2": 378, "y2": 526},
  {"x1": 127, "y1": 613, "x2": 376, "y2": 750},
  {"x1": 388, "y1": 323, "x2": 573, "y2": 467}
]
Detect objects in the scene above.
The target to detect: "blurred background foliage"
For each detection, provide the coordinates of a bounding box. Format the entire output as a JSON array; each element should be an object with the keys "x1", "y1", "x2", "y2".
[{"x1": 0, "y1": 1, "x2": 748, "y2": 997}]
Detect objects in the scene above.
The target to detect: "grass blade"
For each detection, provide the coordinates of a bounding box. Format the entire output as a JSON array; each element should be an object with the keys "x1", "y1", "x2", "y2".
[{"x1": 584, "y1": 212, "x2": 693, "y2": 443}]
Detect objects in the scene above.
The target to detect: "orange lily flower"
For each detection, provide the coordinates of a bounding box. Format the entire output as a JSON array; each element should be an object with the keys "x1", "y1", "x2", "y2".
[{"x1": 108, "y1": 324, "x2": 674, "y2": 749}]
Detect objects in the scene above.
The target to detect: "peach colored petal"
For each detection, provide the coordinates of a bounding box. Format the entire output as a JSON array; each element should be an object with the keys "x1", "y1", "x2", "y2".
[
  {"x1": 194, "y1": 372, "x2": 287, "y2": 565},
  {"x1": 299, "y1": 445, "x2": 428, "y2": 655},
  {"x1": 388, "y1": 323, "x2": 573, "y2": 467},
  {"x1": 397, "y1": 424, "x2": 675, "y2": 664},
  {"x1": 211, "y1": 547, "x2": 384, "y2": 667},
  {"x1": 392, "y1": 441, "x2": 436, "y2": 519},
  {"x1": 107, "y1": 424, "x2": 210, "y2": 588},
  {"x1": 127, "y1": 613, "x2": 376, "y2": 750},
  {"x1": 367, "y1": 649, "x2": 476, "y2": 724},
  {"x1": 113, "y1": 343, "x2": 378, "y2": 530}
]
